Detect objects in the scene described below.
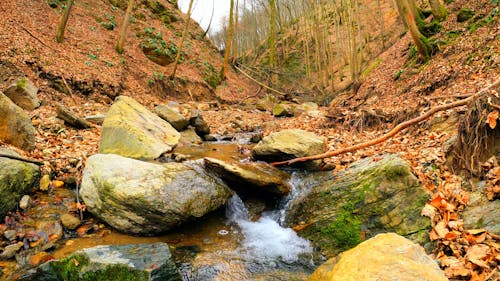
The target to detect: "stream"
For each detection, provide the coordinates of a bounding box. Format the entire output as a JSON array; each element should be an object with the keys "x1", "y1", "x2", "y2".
[{"x1": 5, "y1": 143, "x2": 318, "y2": 280}]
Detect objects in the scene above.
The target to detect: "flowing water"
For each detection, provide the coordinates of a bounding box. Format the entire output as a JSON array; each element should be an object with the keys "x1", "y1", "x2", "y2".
[{"x1": 6, "y1": 143, "x2": 317, "y2": 280}]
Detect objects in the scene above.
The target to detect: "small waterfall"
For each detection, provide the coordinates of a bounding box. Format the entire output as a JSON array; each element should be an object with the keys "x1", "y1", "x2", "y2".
[{"x1": 225, "y1": 194, "x2": 312, "y2": 263}]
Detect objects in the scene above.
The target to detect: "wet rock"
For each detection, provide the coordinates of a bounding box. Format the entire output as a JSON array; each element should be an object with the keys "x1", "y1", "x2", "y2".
[
  {"x1": 0, "y1": 242, "x2": 23, "y2": 260},
  {"x1": 60, "y1": 214, "x2": 81, "y2": 230},
  {"x1": 286, "y1": 154, "x2": 430, "y2": 256},
  {"x1": 308, "y1": 233, "x2": 447, "y2": 281},
  {"x1": 36, "y1": 220, "x2": 63, "y2": 243},
  {"x1": 463, "y1": 191, "x2": 499, "y2": 234},
  {"x1": 19, "y1": 195, "x2": 31, "y2": 210},
  {"x1": 155, "y1": 104, "x2": 189, "y2": 131},
  {"x1": 27, "y1": 243, "x2": 182, "y2": 281},
  {"x1": 0, "y1": 91, "x2": 36, "y2": 151},
  {"x1": 39, "y1": 174, "x2": 51, "y2": 191},
  {"x1": 80, "y1": 154, "x2": 232, "y2": 235},
  {"x1": 0, "y1": 157, "x2": 40, "y2": 218},
  {"x1": 29, "y1": 251, "x2": 54, "y2": 266},
  {"x1": 3, "y1": 230, "x2": 17, "y2": 241},
  {"x1": 204, "y1": 157, "x2": 291, "y2": 196},
  {"x1": 189, "y1": 110, "x2": 210, "y2": 137},
  {"x1": 3, "y1": 78, "x2": 40, "y2": 110},
  {"x1": 100, "y1": 96, "x2": 180, "y2": 160},
  {"x1": 252, "y1": 129, "x2": 326, "y2": 169},
  {"x1": 179, "y1": 126, "x2": 203, "y2": 145}
]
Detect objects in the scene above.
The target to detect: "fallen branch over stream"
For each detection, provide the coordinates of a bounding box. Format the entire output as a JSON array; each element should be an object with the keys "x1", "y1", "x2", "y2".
[{"x1": 272, "y1": 78, "x2": 500, "y2": 167}]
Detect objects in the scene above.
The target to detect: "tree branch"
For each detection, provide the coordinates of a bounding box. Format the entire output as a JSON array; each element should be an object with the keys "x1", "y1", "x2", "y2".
[{"x1": 272, "y1": 78, "x2": 500, "y2": 166}]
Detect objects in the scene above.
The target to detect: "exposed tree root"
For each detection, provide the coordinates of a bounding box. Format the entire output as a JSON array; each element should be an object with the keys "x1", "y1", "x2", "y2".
[
  {"x1": 0, "y1": 153, "x2": 44, "y2": 165},
  {"x1": 272, "y1": 78, "x2": 500, "y2": 167}
]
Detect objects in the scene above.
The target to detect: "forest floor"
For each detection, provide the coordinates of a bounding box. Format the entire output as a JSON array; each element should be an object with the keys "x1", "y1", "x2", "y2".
[{"x1": 0, "y1": 0, "x2": 499, "y2": 280}]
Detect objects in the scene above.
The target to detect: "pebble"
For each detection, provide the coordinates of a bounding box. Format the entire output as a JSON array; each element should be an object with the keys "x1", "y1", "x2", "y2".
[
  {"x1": 19, "y1": 195, "x2": 31, "y2": 210},
  {"x1": 0, "y1": 242, "x2": 23, "y2": 259},
  {"x1": 3, "y1": 230, "x2": 17, "y2": 241},
  {"x1": 60, "y1": 214, "x2": 81, "y2": 230}
]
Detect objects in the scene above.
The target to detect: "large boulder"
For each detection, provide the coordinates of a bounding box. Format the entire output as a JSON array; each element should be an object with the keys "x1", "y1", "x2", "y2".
[
  {"x1": 308, "y1": 233, "x2": 447, "y2": 281},
  {"x1": 154, "y1": 104, "x2": 189, "y2": 131},
  {"x1": 26, "y1": 243, "x2": 181, "y2": 281},
  {"x1": 0, "y1": 155, "x2": 40, "y2": 218},
  {"x1": 285, "y1": 154, "x2": 430, "y2": 256},
  {"x1": 3, "y1": 78, "x2": 40, "y2": 111},
  {"x1": 252, "y1": 129, "x2": 326, "y2": 169},
  {"x1": 99, "y1": 96, "x2": 181, "y2": 160},
  {"x1": 204, "y1": 157, "x2": 291, "y2": 196},
  {"x1": 80, "y1": 154, "x2": 232, "y2": 234},
  {"x1": 0, "y1": 92, "x2": 36, "y2": 151}
]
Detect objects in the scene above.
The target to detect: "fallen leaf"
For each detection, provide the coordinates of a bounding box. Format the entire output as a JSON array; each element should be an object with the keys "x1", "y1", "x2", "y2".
[
  {"x1": 435, "y1": 221, "x2": 449, "y2": 238},
  {"x1": 487, "y1": 110, "x2": 498, "y2": 129},
  {"x1": 421, "y1": 204, "x2": 436, "y2": 218},
  {"x1": 52, "y1": 180, "x2": 65, "y2": 188}
]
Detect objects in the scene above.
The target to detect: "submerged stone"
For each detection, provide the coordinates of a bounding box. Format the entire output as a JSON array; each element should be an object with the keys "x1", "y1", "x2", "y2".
[
  {"x1": 286, "y1": 154, "x2": 430, "y2": 256},
  {"x1": 26, "y1": 243, "x2": 181, "y2": 281}
]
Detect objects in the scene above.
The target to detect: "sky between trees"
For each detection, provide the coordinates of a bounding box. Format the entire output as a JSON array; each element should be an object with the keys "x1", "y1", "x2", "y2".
[{"x1": 178, "y1": 0, "x2": 231, "y2": 31}]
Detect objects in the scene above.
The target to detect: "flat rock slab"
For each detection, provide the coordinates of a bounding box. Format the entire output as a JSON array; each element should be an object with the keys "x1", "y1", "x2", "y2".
[
  {"x1": 309, "y1": 233, "x2": 447, "y2": 281},
  {"x1": 27, "y1": 243, "x2": 181, "y2": 281},
  {"x1": 463, "y1": 191, "x2": 499, "y2": 234},
  {"x1": 100, "y1": 96, "x2": 180, "y2": 160},
  {"x1": 80, "y1": 154, "x2": 232, "y2": 235},
  {"x1": 0, "y1": 92, "x2": 36, "y2": 151},
  {"x1": 252, "y1": 129, "x2": 326, "y2": 169},
  {"x1": 154, "y1": 104, "x2": 189, "y2": 131},
  {"x1": 204, "y1": 157, "x2": 291, "y2": 196}
]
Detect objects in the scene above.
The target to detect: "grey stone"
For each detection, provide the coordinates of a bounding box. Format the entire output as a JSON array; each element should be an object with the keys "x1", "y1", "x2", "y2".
[
  {"x1": 3, "y1": 78, "x2": 40, "y2": 110},
  {"x1": 0, "y1": 242, "x2": 23, "y2": 260},
  {"x1": 463, "y1": 192, "x2": 499, "y2": 234},
  {"x1": 30, "y1": 243, "x2": 182, "y2": 281},
  {"x1": 155, "y1": 104, "x2": 189, "y2": 131},
  {"x1": 285, "y1": 154, "x2": 431, "y2": 256},
  {"x1": 0, "y1": 92, "x2": 36, "y2": 151},
  {"x1": 19, "y1": 195, "x2": 31, "y2": 210},
  {"x1": 252, "y1": 129, "x2": 326, "y2": 169},
  {"x1": 204, "y1": 157, "x2": 291, "y2": 196},
  {"x1": 0, "y1": 157, "x2": 40, "y2": 217},
  {"x1": 99, "y1": 96, "x2": 180, "y2": 160},
  {"x1": 80, "y1": 154, "x2": 232, "y2": 235}
]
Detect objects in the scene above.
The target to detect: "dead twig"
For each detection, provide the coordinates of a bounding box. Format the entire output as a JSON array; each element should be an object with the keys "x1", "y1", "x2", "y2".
[
  {"x1": 234, "y1": 65, "x2": 287, "y2": 97},
  {"x1": 272, "y1": 78, "x2": 500, "y2": 166}
]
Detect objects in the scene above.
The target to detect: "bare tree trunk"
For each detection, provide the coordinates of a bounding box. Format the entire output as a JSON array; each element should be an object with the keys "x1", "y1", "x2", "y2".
[
  {"x1": 221, "y1": 0, "x2": 235, "y2": 79},
  {"x1": 170, "y1": 0, "x2": 194, "y2": 79},
  {"x1": 202, "y1": 0, "x2": 215, "y2": 38},
  {"x1": 395, "y1": 0, "x2": 431, "y2": 61},
  {"x1": 56, "y1": 0, "x2": 74, "y2": 43},
  {"x1": 428, "y1": 0, "x2": 447, "y2": 21},
  {"x1": 269, "y1": 0, "x2": 277, "y2": 67},
  {"x1": 116, "y1": 0, "x2": 136, "y2": 53}
]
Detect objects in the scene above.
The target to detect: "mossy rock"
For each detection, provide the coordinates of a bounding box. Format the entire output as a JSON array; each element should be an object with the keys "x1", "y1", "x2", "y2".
[
  {"x1": 457, "y1": 8, "x2": 475, "y2": 22},
  {"x1": 139, "y1": 28, "x2": 180, "y2": 66},
  {"x1": 285, "y1": 154, "x2": 431, "y2": 256},
  {"x1": 143, "y1": 0, "x2": 178, "y2": 23},
  {"x1": 0, "y1": 92, "x2": 36, "y2": 151},
  {"x1": 25, "y1": 243, "x2": 181, "y2": 281},
  {"x1": 0, "y1": 157, "x2": 40, "y2": 218}
]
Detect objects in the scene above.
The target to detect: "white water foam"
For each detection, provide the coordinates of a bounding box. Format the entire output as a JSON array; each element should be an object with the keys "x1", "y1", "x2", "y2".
[{"x1": 226, "y1": 194, "x2": 312, "y2": 263}]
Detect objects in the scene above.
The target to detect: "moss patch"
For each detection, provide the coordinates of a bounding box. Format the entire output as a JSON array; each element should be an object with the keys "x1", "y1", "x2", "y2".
[
  {"x1": 457, "y1": 8, "x2": 475, "y2": 22},
  {"x1": 46, "y1": 254, "x2": 149, "y2": 281},
  {"x1": 201, "y1": 62, "x2": 221, "y2": 89},
  {"x1": 16, "y1": 78, "x2": 28, "y2": 90}
]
